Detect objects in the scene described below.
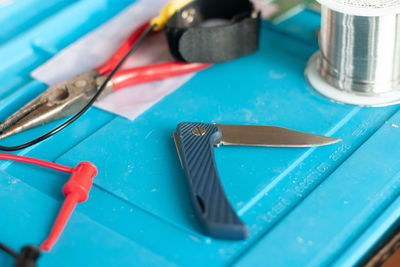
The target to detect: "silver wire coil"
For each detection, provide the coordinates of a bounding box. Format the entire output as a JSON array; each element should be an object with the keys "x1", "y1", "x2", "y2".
[
  {"x1": 320, "y1": 6, "x2": 400, "y2": 95},
  {"x1": 305, "y1": 4, "x2": 400, "y2": 106}
]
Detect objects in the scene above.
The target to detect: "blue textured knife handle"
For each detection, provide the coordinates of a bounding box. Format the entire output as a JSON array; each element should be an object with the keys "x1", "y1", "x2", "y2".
[{"x1": 176, "y1": 122, "x2": 248, "y2": 240}]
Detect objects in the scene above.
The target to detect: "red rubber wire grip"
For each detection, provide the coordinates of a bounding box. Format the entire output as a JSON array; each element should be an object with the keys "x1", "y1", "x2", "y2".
[{"x1": 40, "y1": 162, "x2": 98, "y2": 251}]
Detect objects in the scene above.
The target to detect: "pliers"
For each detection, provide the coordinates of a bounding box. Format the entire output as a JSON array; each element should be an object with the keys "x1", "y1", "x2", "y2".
[{"x1": 0, "y1": 21, "x2": 211, "y2": 139}]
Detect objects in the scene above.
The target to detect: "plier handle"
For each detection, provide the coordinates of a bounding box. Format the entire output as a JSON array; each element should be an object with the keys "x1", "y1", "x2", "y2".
[{"x1": 0, "y1": 21, "x2": 211, "y2": 139}]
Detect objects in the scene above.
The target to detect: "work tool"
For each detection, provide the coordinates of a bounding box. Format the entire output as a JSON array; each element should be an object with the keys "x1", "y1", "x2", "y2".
[
  {"x1": 0, "y1": 0, "x2": 262, "y2": 150},
  {"x1": 0, "y1": 153, "x2": 98, "y2": 251},
  {"x1": 0, "y1": 0, "x2": 211, "y2": 151},
  {"x1": 0, "y1": 21, "x2": 210, "y2": 140},
  {"x1": 173, "y1": 122, "x2": 340, "y2": 239}
]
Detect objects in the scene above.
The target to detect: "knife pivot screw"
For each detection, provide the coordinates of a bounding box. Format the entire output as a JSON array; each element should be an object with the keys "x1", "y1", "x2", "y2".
[{"x1": 192, "y1": 127, "x2": 206, "y2": 136}]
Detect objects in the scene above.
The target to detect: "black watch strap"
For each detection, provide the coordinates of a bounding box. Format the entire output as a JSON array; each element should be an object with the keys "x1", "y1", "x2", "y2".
[{"x1": 165, "y1": 0, "x2": 260, "y2": 63}]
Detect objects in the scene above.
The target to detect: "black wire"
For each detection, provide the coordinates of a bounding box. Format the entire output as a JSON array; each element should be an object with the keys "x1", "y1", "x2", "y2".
[
  {"x1": 0, "y1": 242, "x2": 18, "y2": 258},
  {"x1": 0, "y1": 24, "x2": 155, "y2": 151}
]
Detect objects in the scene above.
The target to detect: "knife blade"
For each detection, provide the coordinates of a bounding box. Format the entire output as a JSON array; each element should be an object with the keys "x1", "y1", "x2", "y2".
[{"x1": 216, "y1": 124, "x2": 341, "y2": 147}]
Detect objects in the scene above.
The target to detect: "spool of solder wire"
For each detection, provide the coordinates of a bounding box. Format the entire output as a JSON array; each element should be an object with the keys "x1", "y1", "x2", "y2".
[{"x1": 305, "y1": 0, "x2": 400, "y2": 106}]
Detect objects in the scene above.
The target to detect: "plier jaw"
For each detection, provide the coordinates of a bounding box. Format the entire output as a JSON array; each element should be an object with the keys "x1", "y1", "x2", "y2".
[{"x1": 0, "y1": 70, "x2": 113, "y2": 139}]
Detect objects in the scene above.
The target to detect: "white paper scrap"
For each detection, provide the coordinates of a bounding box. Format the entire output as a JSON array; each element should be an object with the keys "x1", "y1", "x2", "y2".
[{"x1": 31, "y1": 0, "x2": 195, "y2": 120}]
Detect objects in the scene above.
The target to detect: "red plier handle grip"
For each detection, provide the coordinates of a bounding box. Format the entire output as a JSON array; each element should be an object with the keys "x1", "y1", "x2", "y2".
[{"x1": 95, "y1": 21, "x2": 211, "y2": 92}]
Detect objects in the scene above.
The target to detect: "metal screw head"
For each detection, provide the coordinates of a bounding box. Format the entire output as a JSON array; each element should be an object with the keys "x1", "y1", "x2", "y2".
[{"x1": 192, "y1": 127, "x2": 206, "y2": 136}]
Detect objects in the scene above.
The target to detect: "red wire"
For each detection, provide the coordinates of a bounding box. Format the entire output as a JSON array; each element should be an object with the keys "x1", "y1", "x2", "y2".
[
  {"x1": 0, "y1": 153, "x2": 73, "y2": 173},
  {"x1": 96, "y1": 21, "x2": 151, "y2": 75}
]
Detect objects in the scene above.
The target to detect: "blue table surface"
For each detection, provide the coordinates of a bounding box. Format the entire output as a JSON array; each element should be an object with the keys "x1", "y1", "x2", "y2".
[{"x1": 0, "y1": 1, "x2": 399, "y2": 266}]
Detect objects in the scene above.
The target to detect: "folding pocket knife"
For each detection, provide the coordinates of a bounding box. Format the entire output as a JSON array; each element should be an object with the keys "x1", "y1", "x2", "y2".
[{"x1": 173, "y1": 122, "x2": 340, "y2": 240}]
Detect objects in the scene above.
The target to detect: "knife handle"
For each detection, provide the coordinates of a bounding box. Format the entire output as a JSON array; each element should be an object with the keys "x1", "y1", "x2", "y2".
[{"x1": 175, "y1": 122, "x2": 248, "y2": 240}]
